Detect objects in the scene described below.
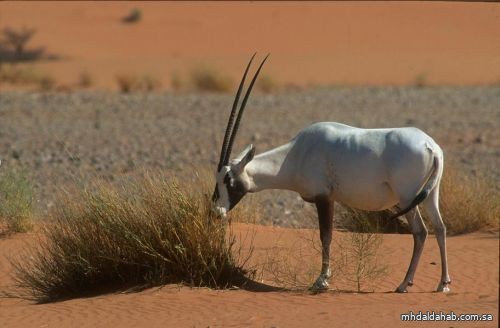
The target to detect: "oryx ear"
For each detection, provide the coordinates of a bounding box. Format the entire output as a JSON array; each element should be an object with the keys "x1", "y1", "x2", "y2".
[{"x1": 231, "y1": 144, "x2": 255, "y2": 173}]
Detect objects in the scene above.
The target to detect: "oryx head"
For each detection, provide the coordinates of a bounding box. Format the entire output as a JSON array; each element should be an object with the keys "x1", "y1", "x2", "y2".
[{"x1": 213, "y1": 53, "x2": 269, "y2": 216}]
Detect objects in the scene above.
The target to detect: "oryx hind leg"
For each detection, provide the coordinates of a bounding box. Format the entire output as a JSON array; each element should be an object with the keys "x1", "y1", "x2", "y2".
[
  {"x1": 421, "y1": 186, "x2": 451, "y2": 292},
  {"x1": 396, "y1": 207, "x2": 428, "y2": 293},
  {"x1": 311, "y1": 197, "x2": 334, "y2": 291}
]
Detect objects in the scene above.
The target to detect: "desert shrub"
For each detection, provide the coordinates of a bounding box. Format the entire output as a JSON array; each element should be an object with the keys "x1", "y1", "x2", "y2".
[
  {"x1": 0, "y1": 64, "x2": 55, "y2": 90},
  {"x1": 413, "y1": 73, "x2": 428, "y2": 88},
  {"x1": 334, "y1": 230, "x2": 388, "y2": 292},
  {"x1": 170, "y1": 71, "x2": 183, "y2": 92},
  {"x1": 189, "y1": 66, "x2": 233, "y2": 93},
  {"x1": 0, "y1": 167, "x2": 34, "y2": 234},
  {"x1": 122, "y1": 8, "x2": 142, "y2": 23},
  {"x1": 1, "y1": 27, "x2": 36, "y2": 57},
  {"x1": 437, "y1": 165, "x2": 498, "y2": 235},
  {"x1": 141, "y1": 74, "x2": 161, "y2": 92},
  {"x1": 12, "y1": 174, "x2": 253, "y2": 302},
  {"x1": 258, "y1": 216, "x2": 388, "y2": 292},
  {"x1": 115, "y1": 74, "x2": 139, "y2": 93},
  {"x1": 115, "y1": 74, "x2": 161, "y2": 93},
  {"x1": 256, "y1": 74, "x2": 280, "y2": 94},
  {"x1": 77, "y1": 71, "x2": 93, "y2": 88}
]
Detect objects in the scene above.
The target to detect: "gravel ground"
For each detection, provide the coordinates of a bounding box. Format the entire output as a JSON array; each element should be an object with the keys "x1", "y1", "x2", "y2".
[{"x1": 0, "y1": 86, "x2": 499, "y2": 227}]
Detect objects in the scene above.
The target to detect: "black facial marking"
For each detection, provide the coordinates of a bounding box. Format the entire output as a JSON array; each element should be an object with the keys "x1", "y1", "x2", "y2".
[{"x1": 223, "y1": 172, "x2": 247, "y2": 210}]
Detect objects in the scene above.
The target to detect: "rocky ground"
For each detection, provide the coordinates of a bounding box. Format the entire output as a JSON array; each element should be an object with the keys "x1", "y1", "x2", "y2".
[{"x1": 0, "y1": 86, "x2": 499, "y2": 227}]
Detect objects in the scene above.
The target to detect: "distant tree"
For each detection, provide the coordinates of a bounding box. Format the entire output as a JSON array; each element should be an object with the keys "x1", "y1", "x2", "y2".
[{"x1": 2, "y1": 27, "x2": 36, "y2": 58}]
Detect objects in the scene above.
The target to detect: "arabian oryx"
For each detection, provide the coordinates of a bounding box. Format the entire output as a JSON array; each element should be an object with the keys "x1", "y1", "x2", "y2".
[{"x1": 212, "y1": 54, "x2": 451, "y2": 293}]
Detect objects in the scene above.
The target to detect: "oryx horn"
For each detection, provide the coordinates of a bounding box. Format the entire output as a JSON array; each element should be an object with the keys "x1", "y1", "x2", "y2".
[
  {"x1": 221, "y1": 53, "x2": 269, "y2": 168},
  {"x1": 217, "y1": 53, "x2": 256, "y2": 171}
]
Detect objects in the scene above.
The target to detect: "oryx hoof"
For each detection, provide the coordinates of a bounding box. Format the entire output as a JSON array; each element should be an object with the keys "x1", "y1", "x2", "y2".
[
  {"x1": 436, "y1": 280, "x2": 451, "y2": 293},
  {"x1": 395, "y1": 281, "x2": 412, "y2": 293},
  {"x1": 310, "y1": 276, "x2": 330, "y2": 291},
  {"x1": 395, "y1": 286, "x2": 408, "y2": 293}
]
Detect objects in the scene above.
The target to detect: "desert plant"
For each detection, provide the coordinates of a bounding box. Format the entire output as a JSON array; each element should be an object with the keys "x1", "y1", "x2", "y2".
[
  {"x1": 0, "y1": 64, "x2": 56, "y2": 90},
  {"x1": 1, "y1": 27, "x2": 36, "y2": 58},
  {"x1": 122, "y1": 8, "x2": 142, "y2": 23},
  {"x1": 334, "y1": 230, "x2": 388, "y2": 292},
  {"x1": 189, "y1": 65, "x2": 233, "y2": 93},
  {"x1": 141, "y1": 74, "x2": 161, "y2": 92},
  {"x1": 115, "y1": 73, "x2": 161, "y2": 93},
  {"x1": 413, "y1": 73, "x2": 428, "y2": 88},
  {"x1": 77, "y1": 71, "x2": 93, "y2": 88},
  {"x1": 12, "y1": 174, "x2": 254, "y2": 302},
  {"x1": 0, "y1": 167, "x2": 34, "y2": 234},
  {"x1": 115, "y1": 74, "x2": 139, "y2": 93},
  {"x1": 170, "y1": 71, "x2": 183, "y2": 92},
  {"x1": 257, "y1": 74, "x2": 280, "y2": 94},
  {"x1": 437, "y1": 165, "x2": 498, "y2": 235}
]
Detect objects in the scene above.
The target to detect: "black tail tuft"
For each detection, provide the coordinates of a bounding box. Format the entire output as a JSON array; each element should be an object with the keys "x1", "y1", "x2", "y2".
[{"x1": 388, "y1": 189, "x2": 429, "y2": 221}]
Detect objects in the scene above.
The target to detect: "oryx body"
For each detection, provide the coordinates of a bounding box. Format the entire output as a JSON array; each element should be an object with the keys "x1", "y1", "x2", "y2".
[{"x1": 213, "y1": 54, "x2": 451, "y2": 293}]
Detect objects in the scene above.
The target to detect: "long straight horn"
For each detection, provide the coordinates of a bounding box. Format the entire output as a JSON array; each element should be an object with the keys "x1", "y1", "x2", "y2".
[
  {"x1": 217, "y1": 53, "x2": 256, "y2": 171},
  {"x1": 224, "y1": 53, "x2": 269, "y2": 164}
]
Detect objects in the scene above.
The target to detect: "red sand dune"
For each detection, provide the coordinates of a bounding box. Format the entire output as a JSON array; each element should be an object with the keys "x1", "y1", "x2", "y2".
[
  {"x1": 0, "y1": 224, "x2": 498, "y2": 327},
  {"x1": 1, "y1": 1, "x2": 500, "y2": 90}
]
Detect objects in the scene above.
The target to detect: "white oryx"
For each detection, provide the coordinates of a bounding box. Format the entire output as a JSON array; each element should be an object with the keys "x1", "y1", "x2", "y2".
[{"x1": 213, "y1": 54, "x2": 451, "y2": 293}]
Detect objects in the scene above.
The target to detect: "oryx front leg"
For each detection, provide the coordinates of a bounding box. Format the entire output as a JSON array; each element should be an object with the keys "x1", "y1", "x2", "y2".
[
  {"x1": 311, "y1": 197, "x2": 334, "y2": 291},
  {"x1": 396, "y1": 207, "x2": 428, "y2": 293}
]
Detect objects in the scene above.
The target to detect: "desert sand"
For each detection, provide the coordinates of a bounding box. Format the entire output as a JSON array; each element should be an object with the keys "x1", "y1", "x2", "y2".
[
  {"x1": 1, "y1": 2, "x2": 500, "y2": 89},
  {"x1": 0, "y1": 224, "x2": 498, "y2": 327},
  {"x1": 0, "y1": 2, "x2": 498, "y2": 327}
]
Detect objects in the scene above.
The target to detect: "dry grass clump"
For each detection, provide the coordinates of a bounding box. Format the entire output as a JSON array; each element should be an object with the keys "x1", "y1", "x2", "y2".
[
  {"x1": 0, "y1": 64, "x2": 55, "y2": 90},
  {"x1": 115, "y1": 73, "x2": 161, "y2": 93},
  {"x1": 189, "y1": 65, "x2": 233, "y2": 93},
  {"x1": 438, "y1": 165, "x2": 499, "y2": 235},
  {"x1": 0, "y1": 167, "x2": 34, "y2": 235},
  {"x1": 77, "y1": 71, "x2": 93, "y2": 88},
  {"x1": 12, "y1": 174, "x2": 253, "y2": 302},
  {"x1": 256, "y1": 74, "x2": 280, "y2": 94}
]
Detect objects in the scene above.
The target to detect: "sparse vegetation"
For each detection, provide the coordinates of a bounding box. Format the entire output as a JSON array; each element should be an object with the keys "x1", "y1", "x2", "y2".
[
  {"x1": 334, "y1": 229, "x2": 388, "y2": 292},
  {"x1": 12, "y1": 174, "x2": 254, "y2": 302},
  {"x1": 189, "y1": 65, "x2": 233, "y2": 93},
  {"x1": 0, "y1": 64, "x2": 56, "y2": 90},
  {"x1": 77, "y1": 71, "x2": 93, "y2": 88},
  {"x1": 1, "y1": 27, "x2": 36, "y2": 58},
  {"x1": 256, "y1": 74, "x2": 280, "y2": 94},
  {"x1": 115, "y1": 73, "x2": 161, "y2": 93},
  {"x1": 413, "y1": 73, "x2": 428, "y2": 88},
  {"x1": 437, "y1": 165, "x2": 499, "y2": 235},
  {"x1": 0, "y1": 167, "x2": 34, "y2": 235},
  {"x1": 170, "y1": 71, "x2": 183, "y2": 92}
]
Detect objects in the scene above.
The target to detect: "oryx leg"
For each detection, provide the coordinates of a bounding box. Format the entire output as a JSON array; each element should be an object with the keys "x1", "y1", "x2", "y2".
[
  {"x1": 396, "y1": 207, "x2": 428, "y2": 293},
  {"x1": 311, "y1": 197, "x2": 334, "y2": 290},
  {"x1": 421, "y1": 187, "x2": 451, "y2": 292}
]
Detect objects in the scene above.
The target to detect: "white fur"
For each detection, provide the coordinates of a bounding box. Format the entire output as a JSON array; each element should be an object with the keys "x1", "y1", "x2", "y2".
[{"x1": 216, "y1": 122, "x2": 450, "y2": 292}]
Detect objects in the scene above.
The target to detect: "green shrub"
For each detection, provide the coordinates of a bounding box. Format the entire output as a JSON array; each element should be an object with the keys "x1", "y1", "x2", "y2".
[{"x1": 0, "y1": 167, "x2": 34, "y2": 234}]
